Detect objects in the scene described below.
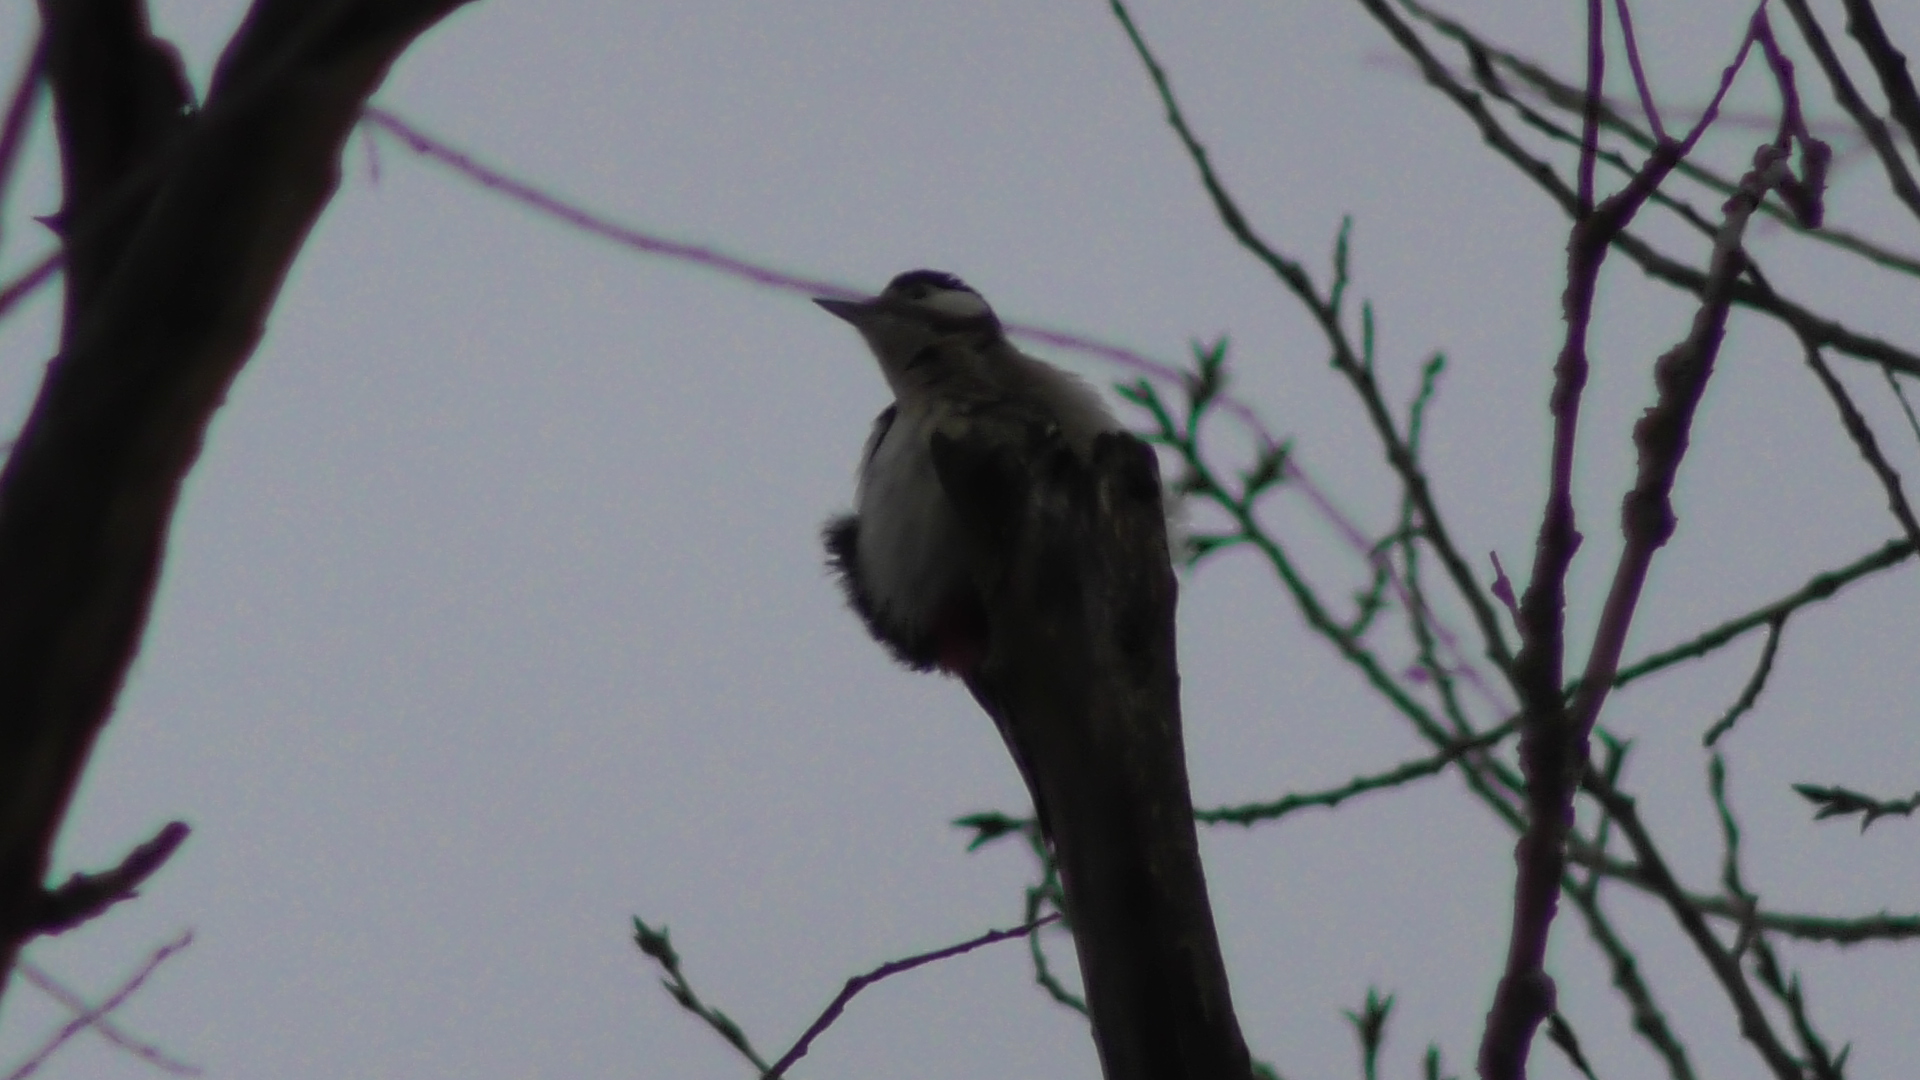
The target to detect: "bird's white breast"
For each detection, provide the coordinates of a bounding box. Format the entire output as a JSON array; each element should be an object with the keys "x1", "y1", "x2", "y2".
[{"x1": 853, "y1": 405, "x2": 971, "y2": 635}]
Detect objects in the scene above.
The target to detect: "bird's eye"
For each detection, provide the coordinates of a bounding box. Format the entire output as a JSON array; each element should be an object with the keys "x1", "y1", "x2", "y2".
[{"x1": 904, "y1": 284, "x2": 929, "y2": 300}]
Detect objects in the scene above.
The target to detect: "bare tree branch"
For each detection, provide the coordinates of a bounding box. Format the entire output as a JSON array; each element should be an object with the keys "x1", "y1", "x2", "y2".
[
  {"x1": 1797, "y1": 332, "x2": 1920, "y2": 554},
  {"x1": 1839, "y1": 0, "x2": 1920, "y2": 160},
  {"x1": 4, "y1": 930, "x2": 192, "y2": 1080},
  {"x1": 14, "y1": 958, "x2": 200, "y2": 1075},
  {"x1": 1404, "y1": 0, "x2": 1920, "y2": 278},
  {"x1": 1586, "y1": 778, "x2": 1802, "y2": 1079},
  {"x1": 1485, "y1": 9, "x2": 1825, "y2": 1074},
  {"x1": 0, "y1": 0, "x2": 476, "y2": 1003},
  {"x1": 1198, "y1": 727, "x2": 1512, "y2": 827},
  {"x1": 765, "y1": 916, "x2": 1062, "y2": 1078},
  {"x1": 1110, "y1": 0, "x2": 1519, "y2": 684},
  {"x1": 1608, "y1": 537, "x2": 1913, "y2": 690},
  {"x1": 1370, "y1": 0, "x2": 1920, "y2": 378},
  {"x1": 1779, "y1": 0, "x2": 1920, "y2": 220},
  {"x1": 1701, "y1": 616, "x2": 1784, "y2": 747},
  {"x1": 5, "y1": 820, "x2": 187, "y2": 939}
]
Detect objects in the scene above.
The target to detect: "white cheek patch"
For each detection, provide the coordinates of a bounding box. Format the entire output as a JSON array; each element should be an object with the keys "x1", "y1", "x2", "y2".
[{"x1": 920, "y1": 288, "x2": 993, "y2": 319}]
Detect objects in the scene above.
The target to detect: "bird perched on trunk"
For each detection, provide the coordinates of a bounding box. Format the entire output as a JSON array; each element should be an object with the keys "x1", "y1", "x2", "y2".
[
  {"x1": 817, "y1": 273, "x2": 1255, "y2": 1080},
  {"x1": 818, "y1": 270, "x2": 1121, "y2": 682}
]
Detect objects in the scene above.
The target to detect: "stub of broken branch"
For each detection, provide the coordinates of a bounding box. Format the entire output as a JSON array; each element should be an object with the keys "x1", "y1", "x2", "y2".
[{"x1": 4, "y1": 820, "x2": 189, "y2": 942}]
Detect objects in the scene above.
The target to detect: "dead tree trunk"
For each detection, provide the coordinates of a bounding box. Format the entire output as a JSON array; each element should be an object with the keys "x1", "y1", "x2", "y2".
[{"x1": 934, "y1": 425, "x2": 1252, "y2": 1080}]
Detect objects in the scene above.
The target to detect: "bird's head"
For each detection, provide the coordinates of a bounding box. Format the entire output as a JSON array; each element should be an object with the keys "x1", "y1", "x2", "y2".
[{"x1": 815, "y1": 270, "x2": 1004, "y2": 388}]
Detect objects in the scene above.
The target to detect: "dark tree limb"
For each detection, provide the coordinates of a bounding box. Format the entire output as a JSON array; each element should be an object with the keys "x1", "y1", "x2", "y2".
[
  {"x1": 3, "y1": 820, "x2": 187, "y2": 940},
  {"x1": 1839, "y1": 0, "x2": 1920, "y2": 164},
  {"x1": 1779, "y1": 0, "x2": 1920, "y2": 221},
  {"x1": 0, "y1": 0, "x2": 476, "y2": 1003},
  {"x1": 932, "y1": 423, "x2": 1251, "y2": 1080}
]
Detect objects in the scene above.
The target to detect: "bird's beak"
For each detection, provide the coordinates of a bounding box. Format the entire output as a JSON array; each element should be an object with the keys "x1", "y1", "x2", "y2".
[{"x1": 813, "y1": 296, "x2": 877, "y2": 326}]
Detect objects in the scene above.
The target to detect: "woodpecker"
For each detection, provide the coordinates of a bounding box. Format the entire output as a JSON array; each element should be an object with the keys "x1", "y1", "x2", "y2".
[{"x1": 817, "y1": 270, "x2": 1122, "y2": 680}]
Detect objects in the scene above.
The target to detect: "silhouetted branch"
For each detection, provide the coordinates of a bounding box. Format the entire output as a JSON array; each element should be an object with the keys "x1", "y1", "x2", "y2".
[
  {"x1": 765, "y1": 915, "x2": 1062, "y2": 1078},
  {"x1": 1486, "y1": 10, "x2": 1826, "y2": 1075},
  {"x1": 1838, "y1": 0, "x2": 1920, "y2": 171},
  {"x1": 1778, "y1": 0, "x2": 1920, "y2": 220},
  {"x1": 0, "y1": 248, "x2": 61, "y2": 323},
  {"x1": 1716, "y1": 758, "x2": 1851, "y2": 1078},
  {"x1": 1197, "y1": 727, "x2": 1511, "y2": 827},
  {"x1": 1608, "y1": 538, "x2": 1913, "y2": 691},
  {"x1": 1701, "y1": 617, "x2": 1783, "y2": 747},
  {"x1": 1793, "y1": 784, "x2": 1920, "y2": 830},
  {"x1": 1561, "y1": 875, "x2": 1698, "y2": 1080},
  {"x1": 1343, "y1": 988, "x2": 1393, "y2": 1080},
  {"x1": 3, "y1": 930, "x2": 192, "y2": 1080},
  {"x1": 1585, "y1": 778, "x2": 1801, "y2": 1079},
  {"x1": 14, "y1": 959, "x2": 199, "y2": 1075},
  {"x1": 1798, "y1": 332, "x2": 1920, "y2": 554},
  {"x1": 633, "y1": 912, "x2": 1063, "y2": 1079},
  {"x1": 1367, "y1": 0, "x2": 1920, "y2": 377},
  {"x1": 5, "y1": 821, "x2": 187, "y2": 940},
  {"x1": 1403, "y1": 0, "x2": 1920, "y2": 278},
  {"x1": 1122, "y1": 368, "x2": 1527, "y2": 827},
  {"x1": 0, "y1": 0, "x2": 477, "y2": 1004},
  {"x1": 1110, "y1": 0, "x2": 1518, "y2": 683},
  {"x1": 631, "y1": 917, "x2": 772, "y2": 1073}
]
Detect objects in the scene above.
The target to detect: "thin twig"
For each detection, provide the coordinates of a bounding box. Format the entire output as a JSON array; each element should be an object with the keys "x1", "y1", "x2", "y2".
[
  {"x1": 1798, "y1": 332, "x2": 1920, "y2": 554},
  {"x1": 1702, "y1": 616, "x2": 1784, "y2": 746},
  {"x1": 4, "y1": 931, "x2": 193, "y2": 1080},
  {"x1": 0, "y1": 247, "x2": 61, "y2": 323},
  {"x1": 1124, "y1": 375, "x2": 1527, "y2": 827},
  {"x1": 1565, "y1": 839, "x2": 1920, "y2": 942},
  {"x1": 1717, "y1": 757, "x2": 1851, "y2": 1078},
  {"x1": 1793, "y1": 783, "x2": 1920, "y2": 830},
  {"x1": 1109, "y1": 0, "x2": 1520, "y2": 683},
  {"x1": 1885, "y1": 366, "x2": 1920, "y2": 445},
  {"x1": 1611, "y1": 0, "x2": 1665, "y2": 140},
  {"x1": 1375, "y1": 0, "x2": 1920, "y2": 377},
  {"x1": 1562, "y1": 874, "x2": 1699, "y2": 1080},
  {"x1": 632, "y1": 918, "x2": 772, "y2": 1072},
  {"x1": 1609, "y1": 537, "x2": 1913, "y2": 689},
  {"x1": 14, "y1": 961, "x2": 200, "y2": 1076},
  {"x1": 1405, "y1": 0, "x2": 1920, "y2": 278},
  {"x1": 1197, "y1": 726, "x2": 1513, "y2": 827},
  {"x1": 764, "y1": 915, "x2": 1061, "y2": 1078},
  {"x1": 1017, "y1": 829, "x2": 1087, "y2": 1016},
  {"x1": 1750, "y1": 941, "x2": 1851, "y2": 1080},
  {"x1": 1585, "y1": 779, "x2": 1802, "y2": 1079}
]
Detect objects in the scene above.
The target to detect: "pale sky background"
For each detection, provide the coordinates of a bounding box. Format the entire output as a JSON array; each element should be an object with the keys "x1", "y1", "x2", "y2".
[{"x1": 2, "y1": 1, "x2": 1918, "y2": 1078}]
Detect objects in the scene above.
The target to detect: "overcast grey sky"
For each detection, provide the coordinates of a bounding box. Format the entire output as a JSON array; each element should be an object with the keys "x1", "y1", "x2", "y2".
[{"x1": 3, "y1": 1, "x2": 1918, "y2": 1078}]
